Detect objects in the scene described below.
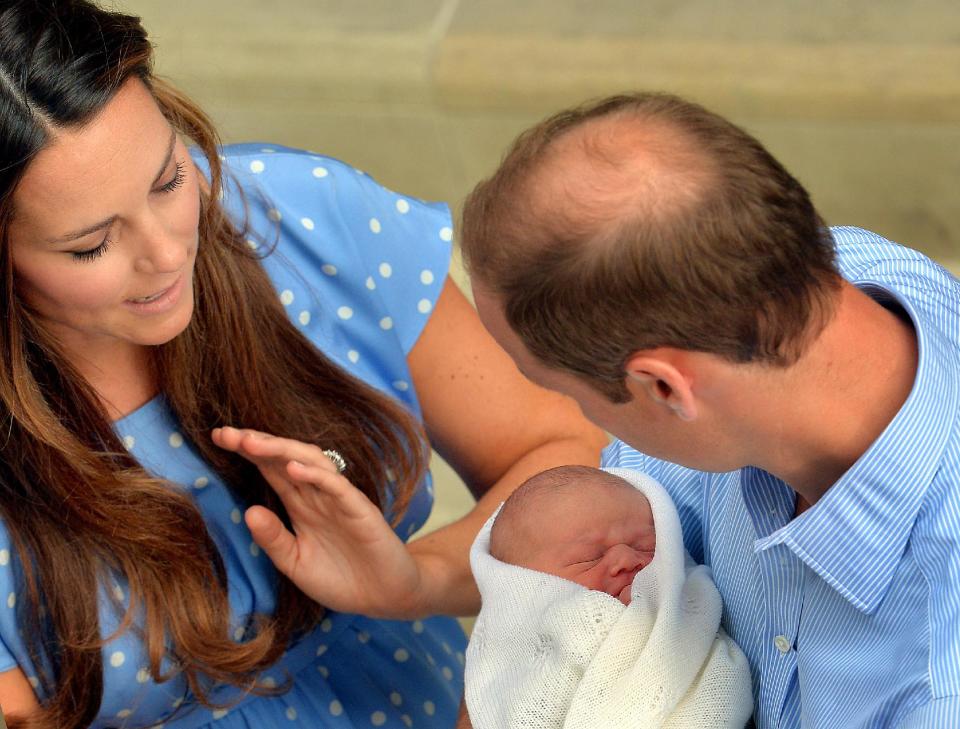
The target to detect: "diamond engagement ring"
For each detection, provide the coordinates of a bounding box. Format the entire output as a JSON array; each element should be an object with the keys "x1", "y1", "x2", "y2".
[{"x1": 321, "y1": 449, "x2": 347, "y2": 473}]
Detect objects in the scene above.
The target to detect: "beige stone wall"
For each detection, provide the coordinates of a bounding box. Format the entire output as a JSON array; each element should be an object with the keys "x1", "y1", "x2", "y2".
[{"x1": 119, "y1": 0, "x2": 960, "y2": 532}]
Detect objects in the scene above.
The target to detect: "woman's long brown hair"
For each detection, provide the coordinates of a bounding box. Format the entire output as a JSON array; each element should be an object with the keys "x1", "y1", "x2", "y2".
[{"x1": 0, "y1": 2, "x2": 427, "y2": 726}]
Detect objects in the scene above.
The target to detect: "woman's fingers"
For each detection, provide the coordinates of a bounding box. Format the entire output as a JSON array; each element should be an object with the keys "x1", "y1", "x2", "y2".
[
  {"x1": 245, "y1": 505, "x2": 299, "y2": 579},
  {"x1": 285, "y1": 460, "x2": 375, "y2": 519},
  {"x1": 212, "y1": 427, "x2": 341, "y2": 472}
]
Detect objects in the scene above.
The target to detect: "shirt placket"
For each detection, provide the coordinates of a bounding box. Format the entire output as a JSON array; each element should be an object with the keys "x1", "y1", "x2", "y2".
[{"x1": 743, "y1": 471, "x2": 805, "y2": 729}]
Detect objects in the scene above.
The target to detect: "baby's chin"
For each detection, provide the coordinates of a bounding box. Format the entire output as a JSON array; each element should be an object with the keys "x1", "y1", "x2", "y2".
[{"x1": 617, "y1": 584, "x2": 632, "y2": 606}]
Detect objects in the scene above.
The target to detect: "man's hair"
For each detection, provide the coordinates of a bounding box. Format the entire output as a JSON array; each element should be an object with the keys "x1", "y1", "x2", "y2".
[{"x1": 460, "y1": 92, "x2": 841, "y2": 402}]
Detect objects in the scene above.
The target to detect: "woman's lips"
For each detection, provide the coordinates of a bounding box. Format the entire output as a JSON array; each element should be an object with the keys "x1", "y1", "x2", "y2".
[{"x1": 124, "y1": 275, "x2": 184, "y2": 314}]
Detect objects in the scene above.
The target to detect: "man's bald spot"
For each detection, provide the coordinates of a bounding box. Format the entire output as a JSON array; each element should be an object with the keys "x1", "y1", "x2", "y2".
[{"x1": 523, "y1": 112, "x2": 718, "y2": 249}]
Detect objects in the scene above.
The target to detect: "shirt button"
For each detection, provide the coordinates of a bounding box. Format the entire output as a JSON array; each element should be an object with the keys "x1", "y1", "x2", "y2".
[{"x1": 774, "y1": 635, "x2": 792, "y2": 654}]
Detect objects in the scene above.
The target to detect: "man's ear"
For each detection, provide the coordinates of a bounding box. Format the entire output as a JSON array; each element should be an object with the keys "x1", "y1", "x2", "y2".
[{"x1": 624, "y1": 352, "x2": 698, "y2": 422}]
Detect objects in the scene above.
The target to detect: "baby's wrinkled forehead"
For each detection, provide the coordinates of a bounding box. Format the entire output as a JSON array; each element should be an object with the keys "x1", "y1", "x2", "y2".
[{"x1": 489, "y1": 467, "x2": 653, "y2": 565}]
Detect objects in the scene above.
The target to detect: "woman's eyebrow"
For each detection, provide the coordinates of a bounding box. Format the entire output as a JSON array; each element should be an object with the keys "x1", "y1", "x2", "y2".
[
  {"x1": 46, "y1": 128, "x2": 177, "y2": 245},
  {"x1": 150, "y1": 128, "x2": 178, "y2": 186}
]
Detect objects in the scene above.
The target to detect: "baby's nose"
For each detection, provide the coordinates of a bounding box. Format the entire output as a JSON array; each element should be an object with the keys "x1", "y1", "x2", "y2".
[{"x1": 605, "y1": 543, "x2": 643, "y2": 575}]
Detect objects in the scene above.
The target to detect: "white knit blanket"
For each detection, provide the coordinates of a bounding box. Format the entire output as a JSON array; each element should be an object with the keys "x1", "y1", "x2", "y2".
[{"x1": 465, "y1": 468, "x2": 753, "y2": 729}]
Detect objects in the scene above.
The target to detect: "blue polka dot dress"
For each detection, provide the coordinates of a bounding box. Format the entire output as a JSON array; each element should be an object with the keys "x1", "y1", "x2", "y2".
[{"x1": 0, "y1": 145, "x2": 466, "y2": 727}]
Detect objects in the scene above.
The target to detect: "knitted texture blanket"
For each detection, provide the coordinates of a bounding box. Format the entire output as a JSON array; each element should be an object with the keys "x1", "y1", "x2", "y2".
[{"x1": 465, "y1": 468, "x2": 753, "y2": 729}]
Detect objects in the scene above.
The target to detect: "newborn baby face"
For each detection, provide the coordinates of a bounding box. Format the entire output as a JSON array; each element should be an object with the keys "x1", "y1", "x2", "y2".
[{"x1": 524, "y1": 480, "x2": 656, "y2": 605}]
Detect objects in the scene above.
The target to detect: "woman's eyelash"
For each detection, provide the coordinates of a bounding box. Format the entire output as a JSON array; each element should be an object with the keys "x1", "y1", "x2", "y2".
[
  {"x1": 158, "y1": 161, "x2": 185, "y2": 193},
  {"x1": 72, "y1": 238, "x2": 112, "y2": 262},
  {"x1": 69, "y1": 161, "x2": 184, "y2": 262}
]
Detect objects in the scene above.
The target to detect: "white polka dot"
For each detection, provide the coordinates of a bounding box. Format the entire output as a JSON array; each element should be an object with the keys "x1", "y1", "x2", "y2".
[
  {"x1": 109, "y1": 651, "x2": 125, "y2": 668},
  {"x1": 6, "y1": 592, "x2": 14, "y2": 609},
  {"x1": 420, "y1": 270, "x2": 435, "y2": 285},
  {"x1": 137, "y1": 667, "x2": 150, "y2": 683},
  {"x1": 401, "y1": 716, "x2": 413, "y2": 728},
  {"x1": 330, "y1": 700, "x2": 344, "y2": 716},
  {"x1": 246, "y1": 239, "x2": 259, "y2": 250},
  {"x1": 312, "y1": 166, "x2": 329, "y2": 178},
  {"x1": 286, "y1": 707, "x2": 297, "y2": 721},
  {"x1": 316, "y1": 644, "x2": 328, "y2": 656},
  {"x1": 357, "y1": 630, "x2": 371, "y2": 644},
  {"x1": 321, "y1": 617, "x2": 333, "y2": 632},
  {"x1": 347, "y1": 350, "x2": 360, "y2": 364},
  {"x1": 212, "y1": 709, "x2": 228, "y2": 720},
  {"x1": 112, "y1": 584, "x2": 124, "y2": 602},
  {"x1": 173, "y1": 697, "x2": 184, "y2": 708},
  {"x1": 396, "y1": 199, "x2": 410, "y2": 214},
  {"x1": 193, "y1": 477, "x2": 208, "y2": 489},
  {"x1": 279, "y1": 290, "x2": 294, "y2": 306},
  {"x1": 371, "y1": 711, "x2": 387, "y2": 726},
  {"x1": 322, "y1": 264, "x2": 338, "y2": 276},
  {"x1": 122, "y1": 435, "x2": 136, "y2": 450},
  {"x1": 424, "y1": 701, "x2": 436, "y2": 716},
  {"x1": 260, "y1": 148, "x2": 276, "y2": 154},
  {"x1": 318, "y1": 665, "x2": 330, "y2": 678},
  {"x1": 262, "y1": 677, "x2": 277, "y2": 689},
  {"x1": 417, "y1": 299, "x2": 432, "y2": 314},
  {"x1": 379, "y1": 263, "x2": 392, "y2": 278},
  {"x1": 412, "y1": 620, "x2": 424, "y2": 634},
  {"x1": 394, "y1": 648, "x2": 410, "y2": 663},
  {"x1": 442, "y1": 666, "x2": 453, "y2": 680},
  {"x1": 456, "y1": 651, "x2": 465, "y2": 665},
  {"x1": 230, "y1": 508, "x2": 242, "y2": 524},
  {"x1": 379, "y1": 317, "x2": 394, "y2": 331},
  {"x1": 390, "y1": 692, "x2": 403, "y2": 706},
  {"x1": 337, "y1": 306, "x2": 354, "y2": 320},
  {"x1": 298, "y1": 310, "x2": 311, "y2": 326},
  {"x1": 392, "y1": 380, "x2": 410, "y2": 392},
  {"x1": 249, "y1": 542, "x2": 260, "y2": 557},
  {"x1": 0, "y1": 549, "x2": 9, "y2": 566},
  {"x1": 365, "y1": 276, "x2": 376, "y2": 290},
  {"x1": 249, "y1": 160, "x2": 265, "y2": 174},
  {"x1": 234, "y1": 626, "x2": 245, "y2": 641},
  {"x1": 369, "y1": 218, "x2": 382, "y2": 234},
  {"x1": 268, "y1": 208, "x2": 282, "y2": 222},
  {"x1": 168, "y1": 432, "x2": 184, "y2": 448},
  {"x1": 406, "y1": 523, "x2": 417, "y2": 538},
  {"x1": 439, "y1": 227, "x2": 453, "y2": 242},
  {"x1": 117, "y1": 709, "x2": 132, "y2": 719},
  {"x1": 426, "y1": 653, "x2": 436, "y2": 666},
  {"x1": 301, "y1": 217, "x2": 315, "y2": 230},
  {"x1": 27, "y1": 676, "x2": 38, "y2": 689}
]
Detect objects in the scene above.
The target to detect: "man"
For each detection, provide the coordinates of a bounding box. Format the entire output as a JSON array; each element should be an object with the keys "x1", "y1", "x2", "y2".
[{"x1": 459, "y1": 93, "x2": 960, "y2": 727}]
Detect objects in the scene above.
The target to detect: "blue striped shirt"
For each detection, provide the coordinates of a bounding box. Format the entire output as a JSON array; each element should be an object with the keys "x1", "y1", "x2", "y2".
[{"x1": 601, "y1": 227, "x2": 960, "y2": 728}]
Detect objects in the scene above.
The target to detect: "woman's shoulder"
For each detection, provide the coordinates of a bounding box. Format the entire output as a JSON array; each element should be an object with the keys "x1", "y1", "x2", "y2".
[{"x1": 200, "y1": 143, "x2": 454, "y2": 358}]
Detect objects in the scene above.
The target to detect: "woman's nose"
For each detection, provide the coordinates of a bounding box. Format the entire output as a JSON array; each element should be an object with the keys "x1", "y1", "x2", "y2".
[{"x1": 134, "y1": 228, "x2": 188, "y2": 274}]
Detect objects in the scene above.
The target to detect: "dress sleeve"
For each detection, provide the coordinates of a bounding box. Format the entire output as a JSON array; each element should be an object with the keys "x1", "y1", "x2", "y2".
[
  {"x1": 0, "y1": 524, "x2": 27, "y2": 674},
  {"x1": 215, "y1": 144, "x2": 452, "y2": 359}
]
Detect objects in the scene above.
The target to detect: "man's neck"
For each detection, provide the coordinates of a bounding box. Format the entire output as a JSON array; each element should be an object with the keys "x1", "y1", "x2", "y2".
[{"x1": 749, "y1": 281, "x2": 919, "y2": 508}]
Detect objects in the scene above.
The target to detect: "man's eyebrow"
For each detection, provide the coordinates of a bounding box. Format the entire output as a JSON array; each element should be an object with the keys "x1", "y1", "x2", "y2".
[{"x1": 46, "y1": 128, "x2": 177, "y2": 245}]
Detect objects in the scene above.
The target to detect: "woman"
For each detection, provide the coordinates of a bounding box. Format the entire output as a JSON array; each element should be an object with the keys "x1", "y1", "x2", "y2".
[{"x1": 0, "y1": 1, "x2": 606, "y2": 726}]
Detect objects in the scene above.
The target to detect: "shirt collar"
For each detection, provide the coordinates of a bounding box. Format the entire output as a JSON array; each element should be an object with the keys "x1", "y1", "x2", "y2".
[{"x1": 755, "y1": 280, "x2": 959, "y2": 614}]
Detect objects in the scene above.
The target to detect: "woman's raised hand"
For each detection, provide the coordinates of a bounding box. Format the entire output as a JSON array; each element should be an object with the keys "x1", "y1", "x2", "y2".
[{"x1": 211, "y1": 426, "x2": 424, "y2": 619}]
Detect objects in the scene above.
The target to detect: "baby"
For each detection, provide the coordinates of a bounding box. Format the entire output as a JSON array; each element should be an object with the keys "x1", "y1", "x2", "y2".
[
  {"x1": 466, "y1": 465, "x2": 754, "y2": 729},
  {"x1": 489, "y1": 466, "x2": 656, "y2": 606}
]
